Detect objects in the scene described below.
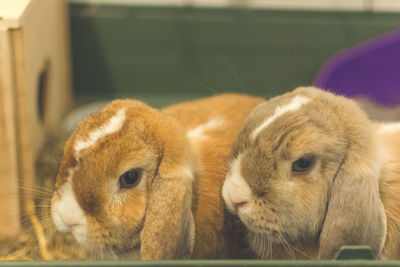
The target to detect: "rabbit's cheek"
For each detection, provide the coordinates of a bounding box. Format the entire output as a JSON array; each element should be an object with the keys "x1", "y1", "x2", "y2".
[
  {"x1": 117, "y1": 192, "x2": 147, "y2": 227},
  {"x1": 240, "y1": 210, "x2": 280, "y2": 237}
]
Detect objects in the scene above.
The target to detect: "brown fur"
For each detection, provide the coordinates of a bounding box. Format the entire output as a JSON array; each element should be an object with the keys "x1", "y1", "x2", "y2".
[
  {"x1": 51, "y1": 94, "x2": 264, "y2": 259},
  {"x1": 377, "y1": 128, "x2": 400, "y2": 259},
  {"x1": 223, "y1": 87, "x2": 400, "y2": 259},
  {"x1": 163, "y1": 94, "x2": 265, "y2": 258}
]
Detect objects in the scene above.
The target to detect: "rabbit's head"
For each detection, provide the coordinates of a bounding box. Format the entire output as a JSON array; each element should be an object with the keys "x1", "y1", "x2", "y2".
[
  {"x1": 222, "y1": 87, "x2": 386, "y2": 259},
  {"x1": 51, "y1": 100, "x2": 195, "y2": 259}
]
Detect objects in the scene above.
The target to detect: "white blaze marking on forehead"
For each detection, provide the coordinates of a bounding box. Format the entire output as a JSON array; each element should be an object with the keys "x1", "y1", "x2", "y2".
[
  {"x1": 222, "y1": 155, "x2": 253, "y2": 213},
  {"x1": 378, "y1": 122, "x2": 400, "y2": 134},
  {"x1": 74, "y1": 108, "x2": 127, "y2": 154},
  {"x1": 251, "y1": 95, "x2": 310, "y2": 140},
  {"x1": 187, "y1": 117, "x2": 225, "y2": 140}
]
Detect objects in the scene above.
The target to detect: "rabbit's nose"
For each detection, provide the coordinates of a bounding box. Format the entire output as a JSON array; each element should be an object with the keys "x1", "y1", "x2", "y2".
[
  {"x1": 59, "y1": 213, "x2": 83, "y2": 230},
  {"x1": 66, "y1": 222, "x2": 81, "y2": 230},
  {"x1": 230, "y1": 195, "x2": 249, "y2": 209}
]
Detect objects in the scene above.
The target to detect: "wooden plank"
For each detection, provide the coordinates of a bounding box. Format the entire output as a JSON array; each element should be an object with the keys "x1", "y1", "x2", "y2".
[
  {"x1": 18, "y1": 0, "x2": 72, "y2": 157},
  {"x1": 0, "y1": 0, "x2": 34, "y2": 29},
  {"x1": 10, "y1": 28, "x2": 35, "y2": 228},
  {"x1": 0, "y1": 0, "x2": 72, "y2": 235},
  {"x1": 49, "y1": 0, "x2": 73, "y2": 129},
  {"x1": 10, "y1": 0, "x2": 72, "y2": 228},
  {"x1": 0, "y1": 29, "x2": 21, "y2": 236}
]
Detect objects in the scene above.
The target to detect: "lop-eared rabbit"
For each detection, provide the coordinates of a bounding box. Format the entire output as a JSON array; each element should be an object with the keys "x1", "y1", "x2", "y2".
[
  {"x1": 223, "y1": 87, "x2": 400, "y2": 260},
  {"x1": 51, "y1": 94, "x2": 264, "y2": 260}
]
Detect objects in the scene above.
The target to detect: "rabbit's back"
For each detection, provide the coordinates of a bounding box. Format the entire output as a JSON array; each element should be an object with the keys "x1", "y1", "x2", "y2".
[{"x1": 163, "y1": 94, "x2": 264, "y2": 258}]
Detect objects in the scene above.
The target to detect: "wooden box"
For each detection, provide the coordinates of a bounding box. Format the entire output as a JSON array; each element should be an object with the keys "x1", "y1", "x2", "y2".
[{"x1": 0, "y1": 0, "x2": 72, "y2": 236}]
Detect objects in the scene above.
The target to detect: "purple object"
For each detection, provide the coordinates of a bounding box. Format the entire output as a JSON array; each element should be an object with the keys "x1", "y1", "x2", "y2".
[{"x1": 314, "y1": 29, "x2": 400, "y2": 107}]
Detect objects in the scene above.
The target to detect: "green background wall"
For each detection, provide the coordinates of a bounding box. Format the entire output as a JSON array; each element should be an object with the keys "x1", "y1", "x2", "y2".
[{"x1": 69, "y1": 3, "x2": 400, "y2": 107}]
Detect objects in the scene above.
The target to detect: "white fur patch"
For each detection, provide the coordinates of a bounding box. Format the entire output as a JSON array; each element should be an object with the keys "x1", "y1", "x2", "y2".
[
  {"x1": 52, "y1": 179, "x2": 87, "y2": 245},
  {"x1": 181, "y1": 166, "x2": 195, "y2": 181},
  {"x1": 252, "y1": 95, "x2": 310, "y2": 139},
  {"x1": 222, "y1": 155, "x2": 253, "y2": 213},
  {"x1": 187, "y1": 117, "x2": 225, "y2": 141},
  {"x1": 74, "y1": 108, "x2": 127, "y2": 154},
  {"x1": 188, "y1": 211, "x2": 196, "y2": 256},
  {"x1": 167, "y1": 166, "x2": 195, "y2": 181},
  {"x1": 378, "y1": 122, "x2": 400, "y2": 134}
]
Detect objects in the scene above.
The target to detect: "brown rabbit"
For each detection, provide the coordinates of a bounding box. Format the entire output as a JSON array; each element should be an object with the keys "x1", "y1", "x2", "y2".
[
  {"x1": 51, "y1": 94, "x2": 264, "y2": 260},
  {"x1": 223, "y1": 86, "x2": 400, "y2": 260}
]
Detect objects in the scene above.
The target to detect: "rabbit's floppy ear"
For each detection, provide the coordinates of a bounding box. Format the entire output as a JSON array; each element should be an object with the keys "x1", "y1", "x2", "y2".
[
  {"x1": 140, "y1": 173, "x2": 194, "y2": 259},
  {"x1": 318, "y1": 123, "x2": 386, "y2": 259},
  {"x1": 140, "y1": 118, "x2": 195, "y2": 260}
]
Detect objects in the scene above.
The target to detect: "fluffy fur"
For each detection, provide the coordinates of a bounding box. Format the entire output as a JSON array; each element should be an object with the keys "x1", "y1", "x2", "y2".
[
  {"x1": 223, "y1": 86, "x2": 400, "y2": 260},
  {"x1": 51, "y1": 94, "x2": 264, "y2": 260}
]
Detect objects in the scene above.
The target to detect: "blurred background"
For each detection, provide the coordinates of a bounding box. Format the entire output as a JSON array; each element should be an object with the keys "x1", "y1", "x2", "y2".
[{"x1": 68, "y1": 0, "x2": 400, "y2": 109}]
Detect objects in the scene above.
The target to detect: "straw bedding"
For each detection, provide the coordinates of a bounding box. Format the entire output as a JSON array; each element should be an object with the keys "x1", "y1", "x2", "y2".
[{"x1": 0, "y1": 131, "x2": 88, "y2": 260}]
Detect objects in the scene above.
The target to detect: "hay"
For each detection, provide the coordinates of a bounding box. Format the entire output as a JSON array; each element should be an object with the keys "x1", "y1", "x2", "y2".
[{"x1": 0, "y1": 131, "x2": 88, "y2": 261}]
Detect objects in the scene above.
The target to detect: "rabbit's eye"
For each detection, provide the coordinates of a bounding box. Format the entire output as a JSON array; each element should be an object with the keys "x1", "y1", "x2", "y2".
[
  {"x1": 119, "y1": 169, "x2": 141, "y2": 189},
  {"x1": 292, "y1": 156, "x2": 314, "y2": 173}
]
